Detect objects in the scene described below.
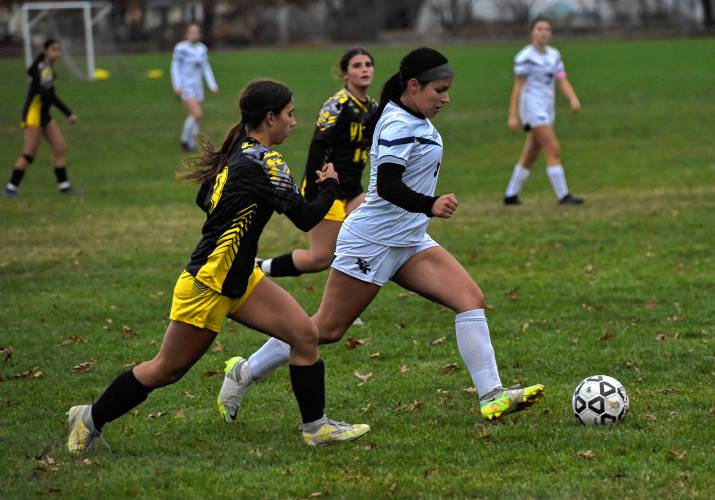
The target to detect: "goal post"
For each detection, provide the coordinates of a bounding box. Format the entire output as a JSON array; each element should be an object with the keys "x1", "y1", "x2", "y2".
[{"x1": 21, "y1": 1, "x2": 112, "y2": 80}]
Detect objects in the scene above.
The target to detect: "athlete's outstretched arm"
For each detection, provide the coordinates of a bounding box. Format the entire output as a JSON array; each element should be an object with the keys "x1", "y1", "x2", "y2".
[
  {"x1": 203, "y1": 57, "x2": 219, "y2": 93},
  {"x1": 558, "y1": 76, "x2": 581, "y2": 112},
  {"x1": 508, "y1": 75, "x2": 525, "y2": 131}
]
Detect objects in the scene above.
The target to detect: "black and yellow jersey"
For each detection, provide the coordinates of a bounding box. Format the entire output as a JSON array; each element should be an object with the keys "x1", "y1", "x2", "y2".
[
  {"x1": 302, "y1": 87, "x2": 377, "y2": 202},
  {"x1": 20, "y1": 55, "x2": 72, "y2": 128},
  {"x1": 186, "y1": 137, "x2": 338, "y2": 298}
]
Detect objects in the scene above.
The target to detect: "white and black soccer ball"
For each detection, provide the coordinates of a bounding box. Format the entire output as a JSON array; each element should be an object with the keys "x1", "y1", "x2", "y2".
[{"x1": 572, "y1": 375, "x2": 629, "y2": 425}]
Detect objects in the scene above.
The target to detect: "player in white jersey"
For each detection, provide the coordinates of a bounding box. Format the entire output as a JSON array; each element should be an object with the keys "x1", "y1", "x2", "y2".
[
  {"x1": 218, "y1": 48, "x2": 545, "y2": 424},
  {"x1": 171, "y1": 23, "x2": 219, "y2": 152},
  {"x1": 504, "y1": 17, "x2": 584, "y2": 205}
]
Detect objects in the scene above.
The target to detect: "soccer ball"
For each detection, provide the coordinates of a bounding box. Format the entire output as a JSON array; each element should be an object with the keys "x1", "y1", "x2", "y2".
[{"x1": 572, "y1": 375, "x2": 629, "y2": 425}]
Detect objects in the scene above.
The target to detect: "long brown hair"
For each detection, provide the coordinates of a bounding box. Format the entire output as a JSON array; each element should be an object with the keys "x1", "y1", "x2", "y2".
[
  {"x1": 178, "y1": 79, "x2": 293, "y2": 183},
  {"x1": 335, "y1": 46, "x2": 374, "y2": 80}
]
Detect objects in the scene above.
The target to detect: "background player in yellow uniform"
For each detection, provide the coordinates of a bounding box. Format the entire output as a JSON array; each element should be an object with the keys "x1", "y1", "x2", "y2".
[
  {"x1": 5, "y1": 39, "x2": 78, "y2": 198},
  {"x1": 258, "y1": 48, "x2": 377, "y2": 279},
  {"x1": 66, "y1": 79, "x2": 369, "y2": 453}
]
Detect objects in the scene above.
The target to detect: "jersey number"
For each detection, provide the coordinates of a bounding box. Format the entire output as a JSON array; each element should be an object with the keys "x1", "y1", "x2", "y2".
[
  {"x1": 209, "y1": 166, "x2": 228, "y2": 214},
  {"x1": 352, "y1": 148, "x2": 368, "y2": 164}
]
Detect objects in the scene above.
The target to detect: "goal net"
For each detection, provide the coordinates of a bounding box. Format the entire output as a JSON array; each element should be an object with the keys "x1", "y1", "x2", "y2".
[{"x1": 21, "y1": 1, "x2": 114, "y2": 81}]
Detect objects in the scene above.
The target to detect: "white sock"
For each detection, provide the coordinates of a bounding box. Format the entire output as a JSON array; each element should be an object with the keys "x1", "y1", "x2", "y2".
[
  {"x1": 181, "y1": 116, "x2": 195, "y2": 144},
  {"x1": 546, "y1": 164, "x2": 569, "y2": 200},
  {"x1": 188, "y1": 119, "x2": 200, "y2": 149},
  {"x1": 505, "y1": 164, "x2": 530, "y2": 197},
  {"x1": 247, "y1": 336, "x2": 290, "y2": 379},
  {"x1": 260, "y1": 258, "x2": 273, "y2": 276},
  {"x1": 455, "y1": 309, "x2": 502, "y2": 398}
]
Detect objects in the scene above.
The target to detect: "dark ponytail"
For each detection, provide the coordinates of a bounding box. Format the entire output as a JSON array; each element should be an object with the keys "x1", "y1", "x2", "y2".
[
  {"x1": 375, "y1": 47, "x2": 450, "y2": 117},
  {"x1": 179, "y1": 79, "x2": 293, "y2": 183}
]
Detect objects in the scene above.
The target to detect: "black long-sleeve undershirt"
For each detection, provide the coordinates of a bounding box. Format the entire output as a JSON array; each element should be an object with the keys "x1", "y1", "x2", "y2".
[
  {"x1": 376, "y1": 163, "x2": 438, "y2": 217},
  {"x1": 285, "y1": 178, "x2": 338, "y2": 231}
]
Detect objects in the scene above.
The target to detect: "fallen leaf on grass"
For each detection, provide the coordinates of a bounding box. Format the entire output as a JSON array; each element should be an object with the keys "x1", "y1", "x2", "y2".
[
  {"x1": 345, "y1": 338, "x2": 368, "y2": 349},
  {"x1": 184, "y1": 391, "x2": 195, "y2": 399},
  {"x1": 71, "y1": 360, "x2": 95, "y2": 373},
  {"x1": 399, "y1": 365, "x2": 410, "y2": 373},
  {"x1": 463, "y1": 387, "x2": 477, "y2": 394},
  {"x1": 505, "y1": 287, "x2": 519, "y2": 300},
  {"x1": 361, "y1": 403, "x2": 371, "y2": 413},
  {"x1": 669, "y1": 449, "x2": 686, "y2": 460},
  {"x1": 211, "y1": 342, "x2": 225, "y2": 352},
  {"x1": 75, "y1": 458, "x2": 93, "y2": 466},
  {"x1": 431, "y1": 336, "x2": 446, "y2": 346},
  {"x1": 442, "y1": 362, "x2": 459, "y2": 373},
  {"x1": 395, "y1": 321, "x2": 405, "y2": 330},
  {"x1": 599, "y1": 331, "x2": 614, "y2": 342},
  {"x1": 102, "y1": 319, "x2": 113, "y2": 331},
  {"x1": 358, "y1": 443, "x2": 377, "y2": 450},
  {"x1": 61, "y1": 336, "x2": 82, "y2": 345},
  {"x1": 408, "y1": 401, "x2": 423, "y2": 412},
  {"x1": 644, "y1": 300, "x2": 655, "y2": 310},
  {"x1": 310, "y1": 492, "x2": 328, "y2": 497},
  {"x1": 204, "y1": 369, "x2": 223, "y2": 377},
  {"x1": 147, "y1": 411, "x2": 167, "y2": 419},
  {"x1": 15, "y1": 367, "x2": 43, "y2": 379},
  {"x1": 521, "y1": 322, "x2": 530, "y2": 332},
  {"x1": 121, "y1": 325, "x2": 137, "y2": 337},
  {"x1": 577, "y1": 450, "x2": 594, "y2": 458},
  {"x1": 656, "y1": 334, "x2": 667, "y2": 342},
  {"x1": 645, "y1": 414, "x2": 657, "y2": 421},
  {"x1": 583, "y1": 264, "x2": 595, "y2": 274},
  {"x1": 35, "y1": 455, "x2": 62, "y2": 472},
  {"x1": 174, "y1": 409, "x2": 185, "y2": 419},
  {"x1": 369, "y1": 352, "x2": 380, "y2": 358},
  {"x1": 353, "y1": 371, "x2": 373, "y2": 383},
  {"x1": 1, "y1": 346, "x2": 14, "y2": 361}
]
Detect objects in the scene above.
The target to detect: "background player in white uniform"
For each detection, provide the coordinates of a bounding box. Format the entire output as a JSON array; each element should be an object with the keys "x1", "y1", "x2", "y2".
[
  {"x1": 218, "y1": 48, "x2": 545, "y2": 423},
  {"x1": 171, "y1": 23, "x2": 219, "y2": 152},
  {"x1": 504, "y1": 17, "x2": 584, "y2": 205}
]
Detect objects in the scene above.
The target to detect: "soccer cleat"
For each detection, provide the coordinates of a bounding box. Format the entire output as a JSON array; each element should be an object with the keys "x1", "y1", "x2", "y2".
[
  {"x1": 558, "y1": 194, "x2": 584, "y2": 205},
  {"x1": 503, "y1": 195, "x2": 521, "y2": 205},
  {"x1": 67, "y1": 405, "x2": 101, "y2": 454},
  {"x1": 4, "y1": 186, "x2": 18, "y2": 198},
  {"x1": 302, "y1": 418, "x2": 370, "y2": 446},
  {"x1": 480, "y1": 384, "x2": 544, "y2": 421},
  {"x1": 217, "y1": 356, "x2": 253, "y2": 423}
]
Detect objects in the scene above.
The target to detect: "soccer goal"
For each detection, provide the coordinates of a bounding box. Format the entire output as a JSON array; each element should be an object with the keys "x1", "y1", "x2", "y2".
[{"x1": 21, "y1": 1, "x2": 112, "y2": 81}]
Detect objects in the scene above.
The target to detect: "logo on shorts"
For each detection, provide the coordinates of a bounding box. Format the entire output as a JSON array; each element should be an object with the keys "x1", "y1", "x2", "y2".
[{"x1": 355, "y1": 257, "x2": 371, "y2": 274}]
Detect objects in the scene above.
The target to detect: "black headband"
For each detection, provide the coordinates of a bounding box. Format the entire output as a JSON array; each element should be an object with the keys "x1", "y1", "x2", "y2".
[{"x1": 415, "y1": 63, "x2": 453, "y2": 82}]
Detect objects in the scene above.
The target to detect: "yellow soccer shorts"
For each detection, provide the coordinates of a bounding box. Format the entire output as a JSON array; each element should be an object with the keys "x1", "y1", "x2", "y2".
[
  {"x1": 21, "y1": 96, "x2": 42, "y2": 128},
  {"x1": 300, "y1": 178, "x2": 349, "y2": 222},
  {"x1": 169, "y1": 267, "x2": 264, "y2": 333}
]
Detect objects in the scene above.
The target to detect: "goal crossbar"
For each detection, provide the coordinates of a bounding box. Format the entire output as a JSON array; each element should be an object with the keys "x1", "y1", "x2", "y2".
[{"x1": 21, "y1": 1, "x2": 112, "y2": 80}]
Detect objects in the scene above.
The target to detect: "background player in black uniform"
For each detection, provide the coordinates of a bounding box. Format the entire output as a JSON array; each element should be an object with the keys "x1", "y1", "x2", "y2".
[
  {"x1": 66, "y1": 79, "x2": 369, "y2": 453},
  {"x1": 5, "y1": 39, "x2": 78, "y2": 198},
  {"x1": 259, "y1": 48, "x2": 377, "y2": 278}
]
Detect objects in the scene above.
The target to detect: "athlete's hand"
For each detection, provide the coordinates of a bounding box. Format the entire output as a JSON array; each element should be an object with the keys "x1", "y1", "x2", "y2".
[
  {"x1": 570, "y1": 96, "x2": 581, "y2": 113},
  {"x1": 432, "y1": 193, "x2": 458, "y2": 218},
  {"x1": 316, "y1": 162, "x2": 339, "y2": 184},
  {"x1": 508, "y1": 115, "x2": 519, "y2": 132},
  {"x1": 211, "y1": 87, "x2": 220, "y2": 95},
  {"x1": 68, "y1": 113, "x2": 78, "y2": 125},
  {"x1": 174, "y1": 87, "x2": 182, "y2": 97}
]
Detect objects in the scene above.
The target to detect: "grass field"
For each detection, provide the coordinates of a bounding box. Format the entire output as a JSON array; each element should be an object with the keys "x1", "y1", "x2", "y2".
[{"x1": 1, "y1": 38, "x2": 714, "y2": 498}]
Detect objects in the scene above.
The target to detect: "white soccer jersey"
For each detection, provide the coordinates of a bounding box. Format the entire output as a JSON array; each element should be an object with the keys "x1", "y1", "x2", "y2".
[
  {"x1": 342, "y1": 101, "x2": 443, "y2": 247},
  {"x1": 170, "y1": 41, "x2": 218, "y2": 97},
  {"x1": 514, "y1": 45, "x2": 565, "y2": 108}
]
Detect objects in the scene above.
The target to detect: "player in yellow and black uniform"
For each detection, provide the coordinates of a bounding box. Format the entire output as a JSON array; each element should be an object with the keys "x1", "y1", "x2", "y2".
[
  {"x1": 6, "y1": 39, "x2": 78, "y2": 198},
  {"x1": 66, "y1": 80, "x2": 369, "y2": 454},
  {"x1": 258, "y1": 48, "x2": 377, "y2": 281}
]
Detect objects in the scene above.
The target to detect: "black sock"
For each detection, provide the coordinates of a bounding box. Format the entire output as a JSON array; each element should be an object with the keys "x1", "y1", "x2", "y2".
[
  {"x1": 9, "y1": 169, "x2": 25, "y2": 188},
  {"x1": 54, "y1": 166, "x2": 68, "y2": 184},
  {"x1": 270, "y1": 252, "x2": 302, "y2": 277},
  {"x1": 91, "y1": 368, "x2": 152, "y2": 431},
  {"x1": 289, "y1": 359, "x2": 325, "y2": 424}
]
